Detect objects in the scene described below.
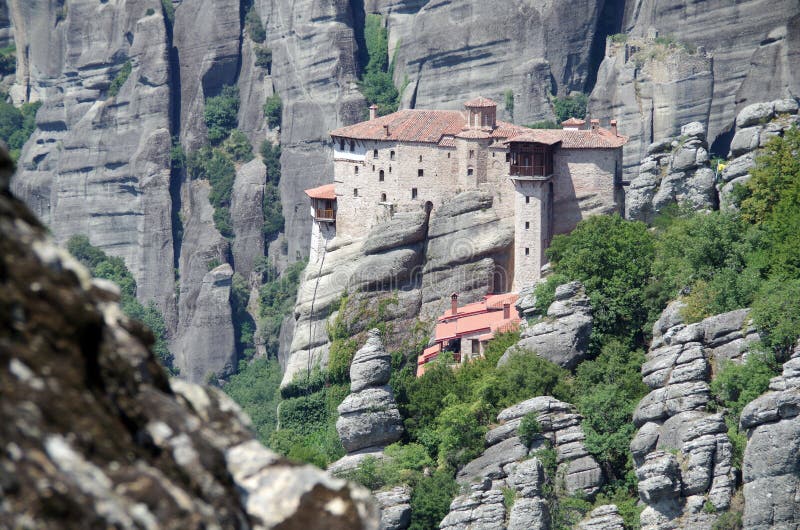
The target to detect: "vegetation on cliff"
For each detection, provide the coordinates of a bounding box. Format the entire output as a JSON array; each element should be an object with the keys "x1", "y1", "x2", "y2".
[{"x1": 360, "y1": 14, "x2": 400, "y2": 116}]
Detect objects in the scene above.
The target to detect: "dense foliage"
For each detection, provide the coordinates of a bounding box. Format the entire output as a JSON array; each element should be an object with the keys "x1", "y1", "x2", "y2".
[
  {"x1": 553, "y1": 93, "x2": 588, "y2": 123},
  {"x1": 260, "y1": 140, "x2": 284, "y2": 242},
  {"x1": 0, "y1": 99, "x2": 41, "y2": 161},
  {"x1": 0, "y1": 44, "x2": 16, "y2": 76},
  {"x1": 204, "y1": 85, "x2": 240, "y2": 145},
  {"x1": 245, "y1": 6, "x2": 266, "y2": 43},
  {"x1": 187, "y1": 146, "x2": 236, "y2": 238},
  {"x1": 67, "y1": 235, "x2": 176, "y2": 374},
  {"x1": 222, "y1": 357, "x2": 282, "y2": 444},
  {"x1": 263, "y1": 94, "x2": 282, "y2": 129},
  {"x1": 360, "y1": 14, "x2": 400, "y2": 116}
]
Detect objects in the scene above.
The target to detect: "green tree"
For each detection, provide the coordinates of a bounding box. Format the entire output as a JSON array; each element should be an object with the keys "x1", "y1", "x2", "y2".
[
  {"x1": 205, "y1": 85, "x2": 240, "y2": 145},
  {"x1": 245, "y1": 6, "x2": 266, "y2": 43},
  {"x1": 108, "y1": 60, "x2": 132, "y2": 97},
  {"x1": 408, "y1": 470, "x2": 459, "y2": 530},
  {"x1": 553, "y1": 93, "x2": 588, "y2": 123},
  {"x1": 263, "y1": 94, "x2": 282, "y2": 129},
  {"x1": 359, "y1": 14, "x2": 399, "y2": 116}
]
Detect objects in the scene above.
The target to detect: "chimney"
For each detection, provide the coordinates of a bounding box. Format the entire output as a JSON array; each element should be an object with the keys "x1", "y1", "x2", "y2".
[
  {"x1": 591, "y1": 119, "x2": 600, "y2": 133},
  {"x1": 503, "y1": 303, "x2": 511, "y2": 320},
  {"x1": 610, "y1": 119, "x2": 618, "y2": 136},
  {"x1": 451, "y1": 293, "x2": 458, "y2": 316},
  {"x1": 383, "y1": 124, "x2": 390, "y2": 137},
  {"x1": 369, "y1": 104, "x2": 378, "y2": 120}
]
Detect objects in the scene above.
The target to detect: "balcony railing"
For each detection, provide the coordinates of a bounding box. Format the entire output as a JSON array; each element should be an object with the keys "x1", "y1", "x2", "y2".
[
  {"x1": 509, "y1": 164, "x2": 552, "y2": 177},
  {"x1": 314, "y1": 208, "x2": 336, "y2": 221}
]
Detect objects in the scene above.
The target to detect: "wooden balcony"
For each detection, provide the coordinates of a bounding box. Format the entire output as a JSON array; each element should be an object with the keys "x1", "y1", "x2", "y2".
[
  {"x1": 509, "y1": 164, "x2": 552, "y2": 178},
  {"x1": 313, "y1": 208, "x2": 336, "y2": 222}
]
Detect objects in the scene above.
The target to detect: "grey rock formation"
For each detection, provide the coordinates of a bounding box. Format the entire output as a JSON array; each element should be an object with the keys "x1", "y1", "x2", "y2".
[
  {"x1": 385, "y1": 0, "x2": 610, "y2": 125},
  {"x1": 0, "y1": 168, "x2": 378, "y2": 529},
  {"x1": 590, "y1": 38, "x2": 713, "y2": 178},
  {"x1": 507, "y1": 458, "x2": 550, "y2": 530},
  {"x1": 9, "y1": 0, "x2": 176, "y2": 326},
  {"x1": 498, "y1": 281, "x2": 592, "y2": 370},
  {"x1": 718, "y1": 99, "x2": 800, "y2": 208},
  {"x1": 740, "y1": 343, "x2": 800, "y2": 529},
  {"x1": 333, "y1": 330, "x2": 404, "y2": 458},
  {"x1": 375, "y1": 485, "x2": 412, "y2": 530},
  {"x1": 626, "y1": 122, "x2": 716, "y2": 222},
  {"x1": 231, "y1": 159, "x2": 267, "y2": 279},
  {"x1": 631, "y1": 301, "x2": 759, "y2": 529},
  {"x1": 174, "y1": 263, "x2": 237, "y2": 384},
  {"x1": 578, "y1": 505, "x2": 625, "y2": 530}
]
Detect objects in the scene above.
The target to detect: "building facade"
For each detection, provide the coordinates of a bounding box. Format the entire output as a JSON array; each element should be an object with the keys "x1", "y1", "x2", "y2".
[{"x1": 306, "y1": 98, "x2": 627, "y2": 290}]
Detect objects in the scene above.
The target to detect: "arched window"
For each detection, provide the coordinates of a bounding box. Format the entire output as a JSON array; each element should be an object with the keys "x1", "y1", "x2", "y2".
[
  {"x1": 373, "y1": 149, "x2": 378, "y2": 159},
  {"x1": 379, "y1": 170, "x2": 384, "y2": 182},
  {"x1": 381, "y1": 193, "x2": 387, "y2": 202}
]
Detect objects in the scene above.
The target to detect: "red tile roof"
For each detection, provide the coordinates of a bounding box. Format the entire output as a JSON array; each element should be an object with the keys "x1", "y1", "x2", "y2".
[
  {"x1": 304, "y1": 183, "x2": 336, "y2": 200},
  {"x1": 464, "y1": 96, "x2": 498, "y2": 108},
  {"x1": 562, "y1": 117, "x2": 586, "y2": 126},
  {"x1": 504, "y1": 127, "x2": 628, "y2": 149},
  {"x1": 330, "y1": 109, "x2": 466, "y2": 143},
  {"x1": 455, "y1": 128, "x2": 491, "y2": 139}
]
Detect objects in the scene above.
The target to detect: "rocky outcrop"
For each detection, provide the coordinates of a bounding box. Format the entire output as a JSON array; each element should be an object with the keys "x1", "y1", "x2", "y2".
[
  {"x1": 590, "y1": 37, "x2": 713, "y2": 178},
  {"x1": 375, "y1": 485, "x2": 412, "y2": 530},
  {"x1": 626, "y1": 122, "x2": 717, "y2": 222},
  {"x1": 440, "y1": 395, "x2": 604, "y2": 530},
  {"x1": 385, "y1": 0, "x2": 610, "y2": 125},
  {"x1": 332, "y1": 330, "x2": 404, "y2": 465},
  {"x1": 9, "y1": 0, "x2": 176, "y2": 326},
  {"x1": 578, "y1": 505, "x2": 626, "y2": 530},
  {"x1": 499, "y1": 282, "x2": 592, "y2": 370},
  {"x1": 285, "y1": 190, "x2": 511, "y2": 389},
  {"x1": 740, "y1": 343, "x2": 800, "y2": 529},
  {"x1": 718, "y1": 98, "x2": 800, "y2": 208},
  {"x1": 0, "y1": 157, "x2": 378, "y2": 529},
  {"x1": 630, "y1": 301, "x2": 759, "y2": 529},
  {"x1": 231, "y1": 159, "x2": 267, "y2": 279},
  {"x1": 174, "y1": 263, "x2": 237, "y2": 384}
]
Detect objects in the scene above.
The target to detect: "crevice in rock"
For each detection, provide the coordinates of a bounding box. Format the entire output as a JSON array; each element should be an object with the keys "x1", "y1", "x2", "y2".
[{"x1": 585, "y1": 0, "x2": 625, "y2": 93}]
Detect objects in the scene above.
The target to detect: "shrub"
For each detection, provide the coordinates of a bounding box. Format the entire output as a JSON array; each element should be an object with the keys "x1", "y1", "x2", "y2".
[
  {"x1": 359, "y1": 14, "x2": 399, "y2": 116},
  {"x1": 518, "y1": 413, "x2": 541, "y2": 446},
  {"x1": 328, "y1": 337, "x2": 358, "y2": 384},
  {"x1": 260, "y1": 140, "x2": 281, "y2": 183},
  {"x1": 0, "y1": 44, "x2": 16, "y2": 76},
  {"x1": 221, "y1": 129, "x2": 254, "y2": 162},
  {"x1": 223, "y1": 357, "x2": 282, "y2": 444},
  {"x1": 257, "y1": 260, "x2": 305, "y2": 358},
  {"x1": 205, "y1": 85, "x2": 240, "y2": 144},
  {"x1": 531, "y1": 272, "x2": 569, "y2": 315},
  {"x1": 255, "y1": 46, "x2": 272, "y2": 69},
  {"x1": 263, "y1": 94, "x2": 282, "y2": 129},
  {"x1": 525, "y1": 120, "x2": 562, "y2": 129},
  {"x1": 245, "y1": 6, "x2": 266, "y2": 43},
  {"x1": 146, "y1": 8, "x2": 155, "y2": 16},
  {"x1": 712, "y1": 510, "x2": 743, "y2": 530},
  {"x1": 434, "y1": 396, "x2": 487, "y2": 468},
  {"x1": 553, "y1": 93, "x2": 587, "y2": 123},
  {"x1": 108, "y1": 60, "x2": 133, "y2": 97},
  {"x1": 231, "y1": 272, "x2": 256, "y2": 358},
  {"x1": 408, "y1": 470, "x2": 459, "y2": 530},
  {"x1": 750, "y1": 279, "x2": 800, "y2": 355},
  {"x1": 161, "y1": 0, "x2": 175, "y2": 25}
]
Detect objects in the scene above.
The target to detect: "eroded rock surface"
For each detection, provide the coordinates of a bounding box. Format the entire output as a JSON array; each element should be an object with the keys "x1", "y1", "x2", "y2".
[
  {"x1": 631, "y1": 301, "x2": 759, "y2": 529},
  {"x1": 499, "y1": 281, "x2": 592, "y2": 370},
  {"x1": 740, "y1": 343, "x2": 800, "y2": 530},
  {"x1": 375, "y1": 485, "x2": 412, "y2": 530},
  {"x1": 578, "y1": 504, "x2": 625, "y2": 530},
  {"x1": 0, "y1": 155, "x2": 378, "y2": 529}
]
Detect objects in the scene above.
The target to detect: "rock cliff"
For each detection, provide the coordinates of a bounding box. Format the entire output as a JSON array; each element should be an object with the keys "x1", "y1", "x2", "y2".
[
  {"x1": 630, "y1": 301, "x2": 759, "y2": 529},
  {"x1": 0, "y1": 151, "x2": 378, "y2": 529},
  {"x1": 740, "y1": 342, "x2": 800, "y2": 529}
]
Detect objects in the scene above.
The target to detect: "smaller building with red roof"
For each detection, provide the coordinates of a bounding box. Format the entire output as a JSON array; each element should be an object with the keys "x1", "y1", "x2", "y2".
[{"x1": 417, "y1": 292, "x2": 521, "y2": 376}]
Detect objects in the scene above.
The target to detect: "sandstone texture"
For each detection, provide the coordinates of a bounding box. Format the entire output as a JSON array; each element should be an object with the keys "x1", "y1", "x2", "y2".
[
  {"x1": 740, "y1": 343, "x2": 800, "y2": 530},
  {"x1": 333, "y1": 330, "x2": 404, "y2": 461},
  {"x1": 0, "y1": 154, "x2": 378, "y2": 529},
  {"x1": 499, "y1": 281, "x2": 592, "y2": 370},
  {"x1": 626, "y1": 121, "x2": 717, "y2": 222},
  {"x1": 631, "y1": 301, "x2": 759, "y2": 529},
  {"x1": 440, "y1": 395, "x2": 604, "y2": 530},
  {"x1": 718, "y1": 98, "x2": 800, "y2": 208}
]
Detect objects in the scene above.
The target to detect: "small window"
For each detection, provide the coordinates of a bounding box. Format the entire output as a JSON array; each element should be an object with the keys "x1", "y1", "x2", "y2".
[
  {"x1": 379, "y1": 170, "x2": 384, "y2": 182},
  {"x1": 349, "y1": 141, "x2": 355, "y2": 152},
  {"x1": 412, "y1": 188, "x2": 418, "y2": 199},
  {"x1": 467, "y1": 168, "x2": 473, "y2": 176},
  {"x1": 492, "y1": 152, "x2": 495, "y2": 158},
  {"x1": 525, "y1": 248, "x2": 530, "y2": 256},
  {"x1": 525, "y1": 221, "x2": 530, "y2": 229},
  {"x1": 372, "y1": 164, "x2": 375, "y2": 171},
  {"x1": 525, "y1": 196, "x2": 530, "y2": 204},
  {"x1": 354, "y1": 188, "x2": 358, "y2": 197},
  {"x1": 418, "y1": 155, "x2": 422, "y2": 162},
  {"x1": 373, "y1": 149, "x2": 378, "y2": 159},
  {"x1": 505, "y1": 153, "x2": 511, "y2": 162},
  {"x1": 339, "y1": 139, "x2": 345, "y2": 150},
  {"x1": 469, "y1": 150, "x2": 474, "y2": 159},
  {"x1": 471, "y1": 340, "x2": 480, "y2": 355},
  {"x1": 389, "y1": 166, "x2": 392, "y2": 173},
  {"x1": 354, "y1": 165, "x2": 358, "y2": 174},
  {"x1": 418, "y1": 169, "x2": 424, "y2": 177},
  {"x1": 390, "y1": 150, "x2": 395, "y2": 160},
  {"x1": 381, "y1": 192, "x2": 387, "y2": 202},
  {"x1": 447, "y1": 152, "x2": 451, "y2": 158}
]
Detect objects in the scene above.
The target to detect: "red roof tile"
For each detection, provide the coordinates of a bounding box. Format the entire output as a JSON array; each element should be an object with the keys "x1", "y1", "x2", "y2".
[
  {"x1": 505, "y1": 127, "x2": 628, "y2": 149},
  {"x1": 464, "y1": 96, "x2": 498, "y2": 108},
  {"x1": 304, "y1": 183, "x2": 336, "y2": 200},
  {"x1": 455, "y1": 128, "x2": 491, "y2": 139},
  {"x1": 330, "y1": 109, "x2": 466, "y2": 143}
]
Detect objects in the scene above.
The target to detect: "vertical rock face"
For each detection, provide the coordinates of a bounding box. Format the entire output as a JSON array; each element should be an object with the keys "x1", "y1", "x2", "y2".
[
  {"x1": 589, "y1": 38, "x2": 714, "y2": 177},
  {"x1": 174, "y1": 263, "x2": 237, "y2": 383},
  {"x1": 740, "y1": 343, "x2": 800, "y2": 530},
  {"x1": 500, "y1": 281, "x2": 593, "y2": 370},
  {"x1": 334, "y1": 330, "x2": 404, "y2": 457},
  {"x1": 630, "y1": 301, "x2": 759, "y2": 530},
  {"x1": 625, "y1": 121, "x2": 716, "y2": 222},
  {"x1": 717, "y1": 98, "x2": 800, "y2": 208},
  {"x1": 258, "y1": 0, "x2": 364, "y2": 263},
  {"x1": 0, "y1": 169, "x2": 378, "y2": 529},
  {"x1": 386, "y1": 0, "x2": 607, "y2": 125},
  {"x1": 9, "y1": 0, "x2": 176, "y2": 325},
  {"x1": 231, "y1": 159, "x2": 267, "y2": 279}
]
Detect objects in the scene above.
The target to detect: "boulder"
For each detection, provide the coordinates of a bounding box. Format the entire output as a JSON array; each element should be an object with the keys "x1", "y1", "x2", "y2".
[
  {"x1": 362, "y1": 211, "x2": 428, "y2": 255},
  {"x1": 350, "y1": 329, "x2": 392, "y2": 393},
  {"x1": 375, "y1": 485, "x2": 412, "y2": 530},
  {"x1": 735, "y1": 102, "x2": 775, "y2": 128}
]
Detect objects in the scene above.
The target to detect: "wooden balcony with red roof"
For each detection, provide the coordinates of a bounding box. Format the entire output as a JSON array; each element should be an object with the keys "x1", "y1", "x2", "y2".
[{"x1": 304, "y1": 183, "x2": 337, "y2": 223}]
